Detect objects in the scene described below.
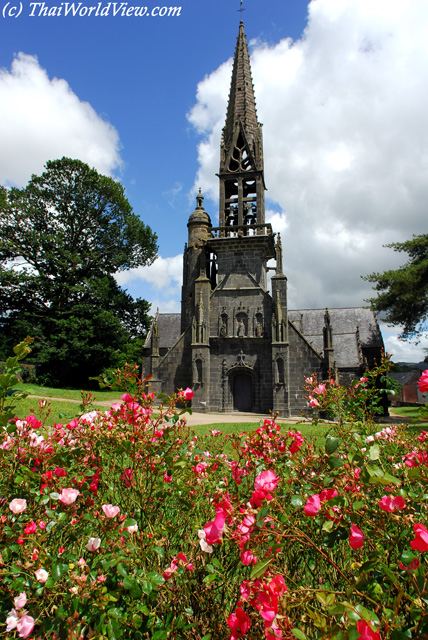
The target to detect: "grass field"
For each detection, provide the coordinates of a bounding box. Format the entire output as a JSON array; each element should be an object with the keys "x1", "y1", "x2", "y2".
[{"x1": 14, "y1": 382, "x2": 120, "y2": 402}]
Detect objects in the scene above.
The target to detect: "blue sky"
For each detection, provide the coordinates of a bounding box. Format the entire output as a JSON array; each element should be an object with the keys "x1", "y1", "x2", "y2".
[{"x1": 2, "y1": 0, "x2": 428, "y2": 362}]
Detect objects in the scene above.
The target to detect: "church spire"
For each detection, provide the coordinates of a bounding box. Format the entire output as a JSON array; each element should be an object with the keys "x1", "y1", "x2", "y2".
[
  {"x1": 222, "y1": 21, "x2": 259, "y2": 155},
  {"x1": 218, "y1": 20, "x2": 266, "y2": 229}
]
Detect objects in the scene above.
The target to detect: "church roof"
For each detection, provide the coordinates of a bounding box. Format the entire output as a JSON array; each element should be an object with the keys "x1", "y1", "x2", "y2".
[
  {"x1": 144, "y1": 313, "x2": 181, "y2": 349},
  {"x1": 288, "y1": 307, "x2": 383, "y2": 369},
  {"x1": 222, "y1": 21, "x2": 259, "y2": 153}
]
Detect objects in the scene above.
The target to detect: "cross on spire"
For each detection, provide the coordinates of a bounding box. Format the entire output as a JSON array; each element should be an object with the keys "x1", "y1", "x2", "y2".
[{"x1": 238, "y1": 0, "x2": 245, "y2": 20}]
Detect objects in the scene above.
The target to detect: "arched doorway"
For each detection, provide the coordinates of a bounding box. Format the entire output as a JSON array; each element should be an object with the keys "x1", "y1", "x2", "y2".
[{"x1": 233, "y1": 374, "x2": 252, "y2": 412}]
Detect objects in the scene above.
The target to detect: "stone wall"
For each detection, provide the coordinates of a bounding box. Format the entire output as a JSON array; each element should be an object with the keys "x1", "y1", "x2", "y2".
[{"x1": 288, "y1": 322, "x2": 324, "y2": 415}]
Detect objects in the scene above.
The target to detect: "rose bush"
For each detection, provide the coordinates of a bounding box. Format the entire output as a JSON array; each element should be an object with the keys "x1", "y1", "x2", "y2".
[{"x1": 0, "y1": 345, "x2": 427, "y2": 639}]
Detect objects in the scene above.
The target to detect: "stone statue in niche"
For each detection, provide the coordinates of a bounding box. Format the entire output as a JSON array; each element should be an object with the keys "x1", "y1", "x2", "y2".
[{"x1": 237, "y1": 318, "x2": 246, "y2": 337}]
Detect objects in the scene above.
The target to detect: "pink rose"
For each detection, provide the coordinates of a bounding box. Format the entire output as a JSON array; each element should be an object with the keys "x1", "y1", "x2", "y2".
[
  {"x1": 26, "y1": 414, "x2": 42, "y2": 429},
  {"x1": 102, "y1": 504, "x2": 120, "y2": 518},
  {"x1": 24, "y1": 521, "x2": 37, "y2": 535},
  {"x1": 6, "y1": 609, "x2": 18, "y2": 632},
  {"x1": 227, "y1": 607, "x2": 252, "y2": 636},
  {"x1": 9, "y1": 499, "x2": 27, "y2": 514},
  {"x1": 304, "y1": 494, "x2": 321, "y2": 516},
  {"x1": 17, "y1": 615, "x2": 35, "y2": 639},
  {"x1": 59, "y1": 488, "x2": 80, "y2": 505},
  {"x1": 379, "y1": 495, "x2": 406, "y2": 512},
  {"x1": 356, "y1": 619, "x2": 380, "y2": 639},
  {"x1": 349, "y1": 524, "x2": 364, "y2": 549},
  {"x1": 14, "y1": 592, "x2": 27, "y2": 610},
  {"x1": 35, "y1": 568, "x2": 49, "y2": 583},
  {"x1": 204, "y1": 511, "x2": 226, "y2": 545},
  {"x1": 418, "y1": 370, "x2": 428, "y2": 394},
  {"x1": 181, "y1": 387, "x2": 194, "y2": 401},
  {"x1": 313, "y1": 384, "x2": 326, "y2": 395},
  {"x1": 411, "y1": 523, "x2": 428, "y2": 552},
  {"x1": 241, "y1": 550, "x2": 257, "y2": 566},
  {"x1": 86, "y1": 537, "x2": 101, "y2": 551},
  {"x1": 254, "y1": 470, "x2": 280, "y2": 494}
]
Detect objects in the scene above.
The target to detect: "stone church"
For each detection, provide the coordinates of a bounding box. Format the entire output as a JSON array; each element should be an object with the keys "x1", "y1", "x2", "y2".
[{"x1": 142, "y1": 21, "x2": 384, "y2": 416}]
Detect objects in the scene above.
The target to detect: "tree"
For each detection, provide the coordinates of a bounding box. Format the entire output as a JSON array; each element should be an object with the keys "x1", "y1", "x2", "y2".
[
  {"x1": 0, "y1": 158, "x2": 158, "y2": 385},
  {"x1": 364, "y1": 234, "x2": 428, "y2": 341}
]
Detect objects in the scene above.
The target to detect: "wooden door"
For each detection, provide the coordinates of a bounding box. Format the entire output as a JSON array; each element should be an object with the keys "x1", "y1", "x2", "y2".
[{"x1": 233, "y1": 374, "x2": 252, "y2": 412}]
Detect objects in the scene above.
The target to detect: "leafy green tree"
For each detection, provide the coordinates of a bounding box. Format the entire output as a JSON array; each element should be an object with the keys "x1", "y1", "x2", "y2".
[
  {"x1": 364, "y1": 234, "x2": 428, "y2": 341},
  {"x1": 0, "y1": 158, "x2": 158, "y2": 385}
]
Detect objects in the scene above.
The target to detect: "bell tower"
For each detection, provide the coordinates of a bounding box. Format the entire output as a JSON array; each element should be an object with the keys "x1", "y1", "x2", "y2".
[{"x1": 219, "y1": 21, "x2": 266, "y2": 230}]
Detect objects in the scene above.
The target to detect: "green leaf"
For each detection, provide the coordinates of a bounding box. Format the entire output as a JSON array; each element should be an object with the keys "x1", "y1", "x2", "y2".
[
  {"x1": 250, "y1": 557, "x2": 274, "y2": 580},
  {"x1": 107, "y1": 618, "x2": 122, "y2": 640},
  {"x1": 123, "y1": 518, "x2": 137, "y2": 528},
  {"x1": 117, "y1": 563, "x2": 128, "y2": 577},
  {"x1": 290, "y1": 495, "x2": 303, "y2": 508},
  {"x1": 325, "y1": 437, "x2": 340, "y2": 454},
  {"x1": 328, "y1": 457, "x2": 344, "y2": 469},
  {"x1": 369, "y1": 444, "x2": 380, "y2": 460},
  {"x1": 141, "y1": 579, "x2": 152, "y2": 595},
  {"x1": 400, "y1": 550, "x2": 416, "y2": 565},
  {"x1": 291, "y1": 630, "x2": 308, "y2": 640},
  {"x1": 52, "y1": 563, "x2": 64, "y2": 581}
]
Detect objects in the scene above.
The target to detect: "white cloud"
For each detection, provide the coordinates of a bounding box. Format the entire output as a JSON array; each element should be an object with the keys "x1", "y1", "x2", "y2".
[
  {"x1": 188, "y1": 0, "x2": 428, "y2": 318},
  {"x1": 0, "y1": 53, "x2": 121, "y2": 187},
  {"x1": 381, "y1": 324, "x2": 428, "y2": 363},
  {"x1": 115, "y1": 254, "x2": 183, "y2": 293},
  {"x1": 147, "y1": 297, "x2": 181, "y2": 314}
]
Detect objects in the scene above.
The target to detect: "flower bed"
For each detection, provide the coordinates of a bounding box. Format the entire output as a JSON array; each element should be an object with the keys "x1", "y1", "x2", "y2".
[{"x1": 1, "y1": 344, "x2": 427, "y2": 639}]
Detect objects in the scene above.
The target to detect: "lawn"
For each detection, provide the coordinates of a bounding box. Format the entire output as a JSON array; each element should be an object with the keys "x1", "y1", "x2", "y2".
[{"x1": 15, "y1": 381, "x2": 120, "y2": 402}]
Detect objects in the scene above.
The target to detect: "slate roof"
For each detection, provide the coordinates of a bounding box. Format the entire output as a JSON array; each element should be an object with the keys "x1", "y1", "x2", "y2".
[
  {"x1": 288, "y1": 307, "x2": 383, "y2": 369},
  {"x1": 389, "y1": 371, "x2": 419, "y2": 386},
  {"x1": 144, "y1": 313, "x2": 181, "y2": 350}
]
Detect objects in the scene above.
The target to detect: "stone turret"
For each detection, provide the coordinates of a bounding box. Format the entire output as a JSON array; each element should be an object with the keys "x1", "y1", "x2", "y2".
[{"x1": 181, "y1": 189, "x2": 211, "y2": 333}]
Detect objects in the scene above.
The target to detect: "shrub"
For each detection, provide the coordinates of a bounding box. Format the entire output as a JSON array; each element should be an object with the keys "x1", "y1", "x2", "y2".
[{"x1": 1, "y1": 351, "x2": 427, "y2": 639}]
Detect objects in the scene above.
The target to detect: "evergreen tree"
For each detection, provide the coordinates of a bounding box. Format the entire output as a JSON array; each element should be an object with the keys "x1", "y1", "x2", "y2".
[
  {"x1": 364, "y1": 235, "x2": 428, "y2": 341},
  {"x1": 0, "y1": 158, "x2": 158, "y2": 385}
]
